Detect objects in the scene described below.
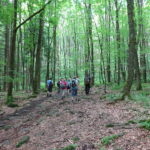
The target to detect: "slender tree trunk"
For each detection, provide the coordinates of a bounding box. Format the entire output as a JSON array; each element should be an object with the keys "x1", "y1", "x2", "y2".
[
  {"x1": 33, "y1": 11, "x2": 44, "y2": 94},
  {"x1": 135, "y1": 52, "x2": 142, "y2": 90},
  {"x1": 16, "y1": 36, "x2": 20, "y2": 91},
  {"x1": 88, "y1": 3, "x2": 94, "y2": 85},
  {"x1": 107, "y1": 0, "x2": 111, "y2": 83},
  {"x1": 53, "y1": 25, "x2": 57, "y2": 84},
  {"x1": 137, "y1": 0, "x2": 147, "y2": 83},
  {"x1": 114, "y1": 0, "x2": 121, "y2": 85},
  {"x1": 84, "y1": 2, "x2": 94, "y2": 85},
  {"x1": 73, "y1": 22, "x2": 78, "y2": 77},
  {"x1": 45, "y1": 27, "x2": 51, "y2": 86},
  {"x1": 4, "y1": 25, "x2": 10, "y2": 91},
  {"x1": 93, "y1": 18, "x2": 106, "y2": 90}
]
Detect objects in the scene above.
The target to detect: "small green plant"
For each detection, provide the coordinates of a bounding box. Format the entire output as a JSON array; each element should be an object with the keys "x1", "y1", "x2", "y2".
[
  {"x1": 125, "y1": 119, "x2": 150, "y2": 131},
  {"x1": 99, "y1": 147, "x2": 106, "y2": 150},
  {"x1": 105, "y1": 123, "x2": 114, "y2": 128},
  {"x1": 61, "y1": 144, "x2": 77, "y2": 150},
  {"x1": 101, "y1": 134, "x2": 123, "y2": 146},
  {"x1": 125, "y1": 120, "x2": 137, "y2": 125},
  {"x1": 16, "y1": 136, "x2": 30, "y2": 148},
  {"x1": 72, "y1": 136, "x2": 80, "y2": 143},
  {"x1": 139, "y1": 119, "x2": 150, "y2": 130}
]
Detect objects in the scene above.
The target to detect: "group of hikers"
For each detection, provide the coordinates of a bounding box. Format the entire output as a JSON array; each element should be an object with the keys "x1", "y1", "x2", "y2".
[{"x1": 47, "y1": 76, "x2": 91, "y2": 100}]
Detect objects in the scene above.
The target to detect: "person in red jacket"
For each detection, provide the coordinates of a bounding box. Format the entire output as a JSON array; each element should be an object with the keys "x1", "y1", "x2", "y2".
[{"x1": 60, "y1": 78, "x2": 67, "y2": 99}]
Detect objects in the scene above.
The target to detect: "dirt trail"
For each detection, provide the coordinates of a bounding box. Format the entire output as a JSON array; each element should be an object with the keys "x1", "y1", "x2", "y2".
[{"x1": 0, "y1": 89, "x2": 150, "y2": 150}]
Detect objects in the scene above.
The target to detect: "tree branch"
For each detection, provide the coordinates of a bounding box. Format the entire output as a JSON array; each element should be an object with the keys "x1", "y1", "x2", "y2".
[{"x1": 15, "y1": 0, "x2": 52, "y2": 31}]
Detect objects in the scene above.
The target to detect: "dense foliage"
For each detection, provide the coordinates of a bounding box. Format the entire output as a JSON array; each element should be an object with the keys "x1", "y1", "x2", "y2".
[{"x1": 0, "y1": 0, "x2": 150, "y2": 103}]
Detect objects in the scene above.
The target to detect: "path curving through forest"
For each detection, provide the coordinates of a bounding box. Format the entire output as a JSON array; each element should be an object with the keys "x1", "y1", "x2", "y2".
[{"x1": 0, "y1": 88, "x2": 150, "y2": 150}]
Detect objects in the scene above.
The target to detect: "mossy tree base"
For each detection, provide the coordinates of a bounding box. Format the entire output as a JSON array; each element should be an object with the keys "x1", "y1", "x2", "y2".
[{"x1": 6, "y1": 96, "x2": 18, "y2": 107}]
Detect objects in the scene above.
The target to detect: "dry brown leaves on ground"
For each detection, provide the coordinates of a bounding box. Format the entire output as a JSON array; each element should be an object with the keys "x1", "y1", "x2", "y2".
[{"x1": 0, "y1": 88, "x2": 150, "y2": 150}]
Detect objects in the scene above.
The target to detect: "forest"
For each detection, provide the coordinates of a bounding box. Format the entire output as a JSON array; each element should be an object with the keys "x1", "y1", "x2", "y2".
[{"x1": 0, "y1": 0, "x2": 150, "y2": 149}]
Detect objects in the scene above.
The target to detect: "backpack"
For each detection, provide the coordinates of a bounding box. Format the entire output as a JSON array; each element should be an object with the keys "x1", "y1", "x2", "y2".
[
  {"x1": 57, "y1": 81, "x2": 60, "y2": 87},
  {"x1": 48, "y1": 80, "x2": 53, "y2": 87},
  {"x1": 71, "y1": 80, "x2": 76, "y2": 87},
  {"x1": 67, "y1": 81, "x2": 71, "y2": 88},
  {"x1": 84, "y1": 77, "x2": 90, "y2": 85},
  {"x1": 60, "y1": 81, "x2": 65, "y2": 89}
]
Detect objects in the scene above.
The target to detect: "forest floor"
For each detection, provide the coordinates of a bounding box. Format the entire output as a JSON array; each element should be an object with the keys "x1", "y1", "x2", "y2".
[{"x1": 0, "y1": 86, "x2": 150, "y2": 150}]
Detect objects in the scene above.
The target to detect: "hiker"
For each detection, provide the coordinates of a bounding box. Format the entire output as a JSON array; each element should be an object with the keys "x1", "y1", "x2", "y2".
[
  {"x1": 84, "y1": 75, "x2": 91, "y2": 95},
  {"x1": 47, "y1": 78, "x2": 53, "y2": 97},
  {"x1": 57, "y1": 79, "x2": 61, "y2": 93},
  {"x1": 67, "y1": 79, "x2": 71, "y2": 94},
  {"x1": 71, "y1": 77, "x2": 78, "y2": 101},
  {"x1": 75, "y1": 76, "x2": 80, "y2": 86},
  {"x1": 60, "y1": 78, "x2": 67, "y2": 99}
]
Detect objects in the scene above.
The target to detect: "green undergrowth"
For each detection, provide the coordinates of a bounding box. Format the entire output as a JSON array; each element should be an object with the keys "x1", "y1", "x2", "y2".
[
  {"x1": 110, "y1": 82, "x2": 124, "y2": 91},
  {"x1": 131, "y1": 91, "x2": 150, "y2": 107},
  {"x1": 139, "y1": 119, "x2": 150, "y2": 130},
  {"x1": 101, "y1": 133, "x2": 124, "y2": 146},
  {"x1": 141, "y1": 83, "x2": 150, "y2": 89},
  {"x1": 16, "y1": 136, "x2": 30, "y2": 148},
  {"x1": 52, "y1": 144, "x2": 77, "y2": 150},
  {"x1": 99, "y1": 148, "x2": 106, "y2": 150},
  {"x1": 106, "y1": 93, "x2": 122, "y2": 102},
  {"x1": 0, "y1": 125, "x2": 12, "y2": 131},
  {"x1": 61, "y1": 144, "x2": 77, "y2": 150},
  {"x1": 71, "y1": 136, "x2": 80, "y2": 143},
  {"x1": 28, "y1": 94, "x2": 37, "y2": 99},
  {"x1": 6, "y1": 96, "x2": 19, "y2": 107},
  {"x1": 127, "y1": 119, "x2": 150, "y2": 130},
  {"x1": 7, "y1": 103, "x2": 19, "y2": 107}
]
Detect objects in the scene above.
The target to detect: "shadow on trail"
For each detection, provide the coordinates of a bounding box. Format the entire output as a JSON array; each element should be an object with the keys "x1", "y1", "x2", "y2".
[{"x1": 0, "y1": 95, "x2": 49, "y2": 125}]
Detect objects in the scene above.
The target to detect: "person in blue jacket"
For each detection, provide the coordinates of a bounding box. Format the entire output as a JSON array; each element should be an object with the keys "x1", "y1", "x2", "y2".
[{"x1": 47, "y1": 78, "x2": 53, "y2": 97}]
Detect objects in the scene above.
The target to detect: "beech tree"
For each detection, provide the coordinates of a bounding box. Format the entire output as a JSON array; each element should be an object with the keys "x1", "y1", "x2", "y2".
[{"x1": 122, "y1": 0, "x2": 141, "y2": 99}]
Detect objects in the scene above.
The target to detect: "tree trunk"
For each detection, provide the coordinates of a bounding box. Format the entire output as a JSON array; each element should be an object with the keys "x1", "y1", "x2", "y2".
[
  {"x1": 7, "y1": 0, "x2": 18, "y2": 104},
  {"x1": 84, "y1": 2, "x2": 94, "y2": 85},
  {"x1": 114, "y1": 0, "x2": 121, "y2": 85},
  {"x1": 88, "y1": 3, "x2": 95, "y2": 85},
  {"x1": 4, "y1": 25, "x2": 10, "y2": 91},
  {"x1": 122, "y1": 0, "x2": 140, "y2": 99},
  {"x1": 33, "y1": 11, "x2": 44, "y2": 94},
  {"x1": 137, "y1": 0, "x2": 147, "y2": 83},
  {"x1": 106, "y1": 0, "x2": 111, "y2": 83},
  {"x1": 45, "y1": 26, "x2": 51, "y2": 86},
  {"x1": 53, "y1": 25, "x2": 57, "y2": 84}
]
